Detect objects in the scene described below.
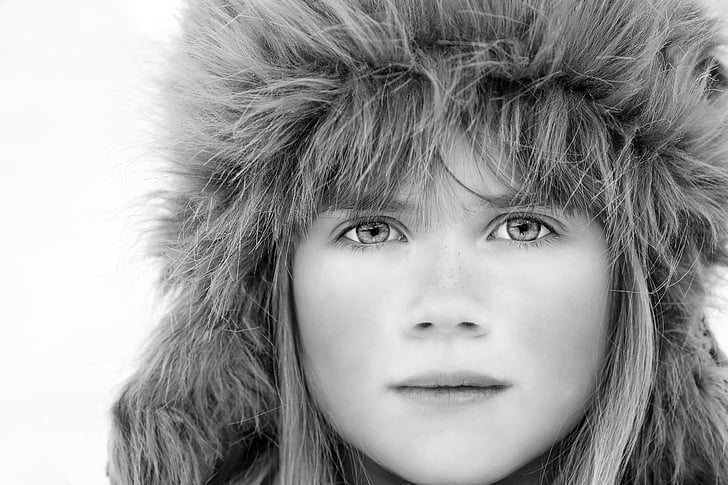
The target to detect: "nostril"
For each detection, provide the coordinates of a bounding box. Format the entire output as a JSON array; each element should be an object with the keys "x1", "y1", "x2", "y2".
[{"x1": 412, "y1": 321, "x2": 481, "y2": 331}]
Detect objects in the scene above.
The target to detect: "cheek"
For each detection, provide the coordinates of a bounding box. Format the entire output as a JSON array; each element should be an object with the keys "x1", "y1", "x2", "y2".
[
  {"x1": 292, "y1": 246, "x2": 396, "y2": 417},
  {"x1": 294, "y1": 253, "x2": 385, "y2": 356},
  {"x1": 500, "y1": 245, "x2": 610, "y2": 408}
]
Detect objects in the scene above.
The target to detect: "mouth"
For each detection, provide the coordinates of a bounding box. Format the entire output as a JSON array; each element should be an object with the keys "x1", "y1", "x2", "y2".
[{"x1": 391, "y1": 370, "x2": 511, "y2": 405}]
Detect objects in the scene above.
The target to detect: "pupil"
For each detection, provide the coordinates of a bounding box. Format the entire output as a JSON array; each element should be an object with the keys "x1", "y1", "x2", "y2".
[
  {"x1": 507, "y1": 219, "x2": 539, "y2": 241},
  {"x1": 357, "y1": 222, "x2": 389, "y2": 244}
]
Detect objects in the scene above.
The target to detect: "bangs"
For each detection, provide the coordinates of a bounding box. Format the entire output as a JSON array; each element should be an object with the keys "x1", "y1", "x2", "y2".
[{"x1": 286, "y1": 57, "x2": 613, "y2": 234}]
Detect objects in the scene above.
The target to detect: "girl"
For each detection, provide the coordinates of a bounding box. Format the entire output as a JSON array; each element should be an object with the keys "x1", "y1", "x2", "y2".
[{"x1": 108, "y1": 0, "x2": 728, "y2": 484}]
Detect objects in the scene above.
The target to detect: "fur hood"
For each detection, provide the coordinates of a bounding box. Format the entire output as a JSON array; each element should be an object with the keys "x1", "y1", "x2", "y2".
[{"x1": 109, "y1": 1, "x2": 728, "y2": 484}]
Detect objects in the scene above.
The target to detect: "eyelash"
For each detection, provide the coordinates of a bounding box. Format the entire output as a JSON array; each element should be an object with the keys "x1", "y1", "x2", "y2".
[
  {"x1": 334, "y1": 214, "x2": 559, "y2": 253},
  {"x1": 334, "y1": 216, "x2": 406, "y2": 253},
  {"x1": 488, "y1": 214, "x2": 559, "y2": 251}
]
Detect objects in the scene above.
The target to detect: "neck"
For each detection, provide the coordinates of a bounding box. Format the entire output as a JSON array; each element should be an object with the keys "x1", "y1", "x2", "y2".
[{"x1": 342, "y1": 452, "x2": 415, "y2": 485}]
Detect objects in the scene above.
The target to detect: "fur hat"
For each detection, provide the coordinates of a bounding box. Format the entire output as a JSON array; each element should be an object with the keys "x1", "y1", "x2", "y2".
[{"x1": 109, "y1": 1, "x2": 728, "y2": 484}]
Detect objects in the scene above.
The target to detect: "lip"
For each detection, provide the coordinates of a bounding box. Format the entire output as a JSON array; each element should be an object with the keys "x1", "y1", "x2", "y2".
[
  {"x1": 392, "y1": 370, "x2": 509, "y2": 388},
  {"x1": 391, "y1": 370, "x2": 511, "y2": 406}
]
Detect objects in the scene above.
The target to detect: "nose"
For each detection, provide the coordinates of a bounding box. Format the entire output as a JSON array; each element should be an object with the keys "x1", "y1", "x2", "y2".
[{"x1": 404, "y1": 241, "x2": 489, "y2": 338}]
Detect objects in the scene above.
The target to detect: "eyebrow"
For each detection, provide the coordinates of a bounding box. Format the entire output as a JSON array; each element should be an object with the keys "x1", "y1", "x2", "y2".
[{"x1": 327, "y1": 190, "x2": 561, "y2": 215}]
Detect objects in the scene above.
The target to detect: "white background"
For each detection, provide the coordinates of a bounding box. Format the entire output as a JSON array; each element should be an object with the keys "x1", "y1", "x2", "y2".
[{"x1": 0, "y1": 1, "x2": 727, "y2": 484}]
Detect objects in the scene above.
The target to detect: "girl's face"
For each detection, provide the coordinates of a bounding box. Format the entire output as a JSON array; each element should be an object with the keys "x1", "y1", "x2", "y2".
[{"x1": 292, "y1": 138, "x2": 611, "y2": 485}]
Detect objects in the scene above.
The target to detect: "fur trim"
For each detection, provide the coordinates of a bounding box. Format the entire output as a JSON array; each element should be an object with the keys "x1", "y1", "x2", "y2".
[{"x1": 109, "y1": 1, "x2": 728, "y2": 484}]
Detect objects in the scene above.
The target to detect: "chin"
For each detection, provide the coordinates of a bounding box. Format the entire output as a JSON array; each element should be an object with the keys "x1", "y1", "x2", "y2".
[
  {"x1": 352, "y1": 423, "x2": 549, "y2": 485},
  {"x1": 395, "y1": 466, "x2": 508, "y2": 485},
  {"x1": 372, "y1": 450, "x2": 520, "y2": 485}
]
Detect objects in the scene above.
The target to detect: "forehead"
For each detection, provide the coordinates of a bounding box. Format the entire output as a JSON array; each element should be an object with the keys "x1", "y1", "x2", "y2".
[
  {"x1": 318, "y1": 131, "x2": 565, "y2": 225},
  {"x1": 294, "y1": 67, "x2": 610, "y2": 235}
]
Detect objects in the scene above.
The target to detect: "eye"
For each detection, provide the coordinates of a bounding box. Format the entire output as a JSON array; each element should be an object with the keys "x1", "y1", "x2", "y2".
[
  {"x1": 489, "y1": 215, "x2": 554, "y2": 243},
  {"x1": 339, "y1": 218, "x2": 406, "y2": 247}
]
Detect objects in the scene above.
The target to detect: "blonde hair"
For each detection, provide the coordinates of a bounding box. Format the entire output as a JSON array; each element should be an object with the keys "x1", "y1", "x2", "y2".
[{"x1": 109, "y1": 1, "x2": 728, "y2": 483}]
